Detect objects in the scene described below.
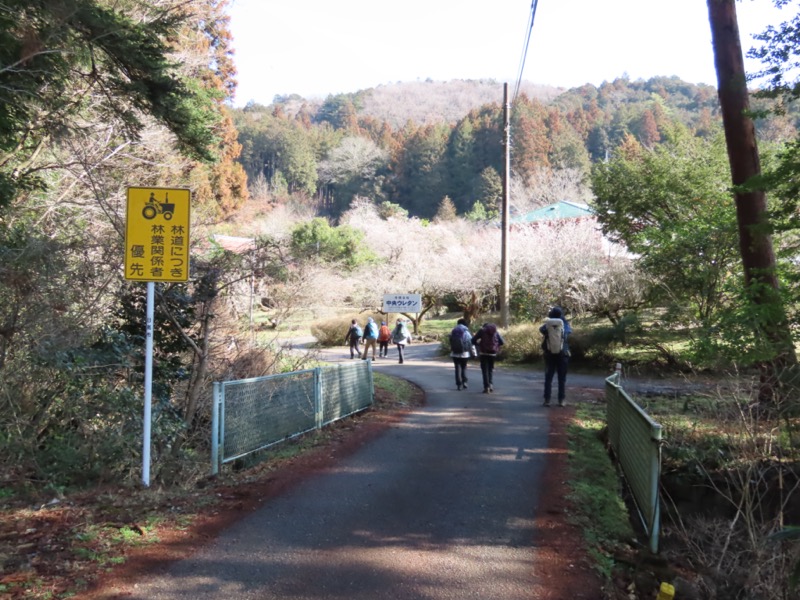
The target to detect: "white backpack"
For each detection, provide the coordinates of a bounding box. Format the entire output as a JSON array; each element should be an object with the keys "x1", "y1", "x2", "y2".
[{"x1": 543, "y1": 318, "x2": 565, "y2": 354}]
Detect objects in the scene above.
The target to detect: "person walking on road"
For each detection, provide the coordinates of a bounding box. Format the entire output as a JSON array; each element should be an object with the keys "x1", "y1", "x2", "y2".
[
  {"x1": 391, "y1": 318, "x2": 412, "y2": 364},
  {"x1": 344, "y1": 319, "x2": 362, "y2": 359},
  {"x1": 361, "y1": 317, "x2": 379, "y2": 360},
  {"x1": 540, "y1": 306, "x2": 572, "y2": 407},
  {"x1": 449, "y1": 318, "x2": 473, "y2": 390},
  {"x1": 472, "y1": 322, "x2": 504, "y2": 393},
  {"x1": 377, "y1": 320, "x2": 392, "y2": 357}
]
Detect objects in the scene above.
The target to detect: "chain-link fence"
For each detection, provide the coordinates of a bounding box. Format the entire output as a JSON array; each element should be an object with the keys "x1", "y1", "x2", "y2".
[
  {"x1": 211, "y1": 360, "x2": 373, "y2": 474},
  {"x1": 605, "y1": 368, "x2": 663, "y2": 553}
]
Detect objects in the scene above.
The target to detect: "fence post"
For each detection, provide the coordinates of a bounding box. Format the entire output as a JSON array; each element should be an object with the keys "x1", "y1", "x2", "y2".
[
  {"x1": 211, "y1": 381, "x2": 221, "y2": 475},
  {"x1": 314, "y1": 367, "x2": 323, "y2": 429},
  {"x1": 649, "y1": 423, "x2": 663, "y2": 554},
  {"x1": 367, "y1": 360, "x2": 374, "y2": 404}
]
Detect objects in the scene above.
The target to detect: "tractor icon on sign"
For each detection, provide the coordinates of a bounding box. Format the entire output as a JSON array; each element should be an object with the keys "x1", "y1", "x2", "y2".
[{"x1": 142, "y1": 192, "x2": 175, "y2": 220}]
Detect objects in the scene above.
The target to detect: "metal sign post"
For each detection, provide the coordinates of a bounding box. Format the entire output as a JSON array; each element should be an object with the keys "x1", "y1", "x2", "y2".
[
  {"x1": 124, "y1": 186, "x2": 191, "y2": 487},
  {"x1": 143, "y1": 281, "x2": 154, "y2": 486}
]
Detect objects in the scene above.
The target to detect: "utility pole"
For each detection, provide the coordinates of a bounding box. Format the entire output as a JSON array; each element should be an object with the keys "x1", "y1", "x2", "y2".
[
  {"x1": 707, "y1": 0, "x2": 797, "y2": 398},
  {"x1": 500, "y1": 83, "x2": 511, "y2": 328}
]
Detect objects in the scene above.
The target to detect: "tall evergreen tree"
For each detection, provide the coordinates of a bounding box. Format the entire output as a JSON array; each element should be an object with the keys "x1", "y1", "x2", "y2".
[
  {"x1": 390, "y1": 123, "x2": 450, "y2": 218},
  {"x1": 0, "y1": 0, "x2": 221, "y2": 208},
  {"x1": 447, "y1": 119, "x2": 477, "y2": 213},
  {"x1": 510, "y1": 96, "x2": 551, "y2": 184},
  {"x1": 434, "y1": 195, "x2": 458, "y2": 222}
]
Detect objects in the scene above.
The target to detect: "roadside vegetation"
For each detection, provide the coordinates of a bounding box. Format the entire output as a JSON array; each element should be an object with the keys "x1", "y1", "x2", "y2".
[
  {"x1": 0, "y1": 373, "x2": 424, "y2": 600},
  {"x1": 567, "y1": 404, "x2": 636, "y2": 582}
]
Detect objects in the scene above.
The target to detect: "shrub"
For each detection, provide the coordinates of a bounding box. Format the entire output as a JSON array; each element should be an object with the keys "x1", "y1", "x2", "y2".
[
  {"x1": 570, "y1": 314, "x2": 639, "y2": 362},
  {"x1": 491, "y1": 320, "x2": 599, "y2": 364},
  {"x1": 565, "y1": 328, "x2": 589, "y2": 361},
  {"x1": 499, "y1": 323, "x2": 544, "y2": 363},
  {"x1": 311, "y1": 314, "x2": 383, "y2": 347},
  {"x1": 312, "y1": 316, "x2": 357, "y2": 347},
  {"x1": 439, "y1": 335, "x2": 453, "y2": 355}
]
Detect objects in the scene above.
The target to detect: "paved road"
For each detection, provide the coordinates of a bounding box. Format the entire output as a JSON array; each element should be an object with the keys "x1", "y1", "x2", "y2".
[{"x1": 127, "y1": 343, "x2": 610, "y2": 599}]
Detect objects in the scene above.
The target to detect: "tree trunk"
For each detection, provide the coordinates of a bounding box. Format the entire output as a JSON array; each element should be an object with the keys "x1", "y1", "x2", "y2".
[
  {"x1": 405, "y1": 294, "x2": 436, "y2": 334},
  {"x1": 707, "y1": 0, "x2": 797, "y2": 401},
  {"x1": 460, "y1": 291, "x2": 483, "y2": 327}
]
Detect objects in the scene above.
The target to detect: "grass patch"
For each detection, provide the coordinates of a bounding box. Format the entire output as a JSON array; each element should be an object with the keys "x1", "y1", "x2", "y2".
[
  {"x1": 373, "y1": 371, "x2": 417, "y2": 406},
  {"x1": 418, "y1": 313, "x2": 460, "y2": 337},
  {"x1": 567, "y1": 403, "x2": 635, "y2": 579}
]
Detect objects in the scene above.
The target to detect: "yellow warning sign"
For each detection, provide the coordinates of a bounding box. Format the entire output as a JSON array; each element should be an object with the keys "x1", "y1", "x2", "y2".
[{"x1": 125, "y1": 187, "x2": 191, "y2": 282}]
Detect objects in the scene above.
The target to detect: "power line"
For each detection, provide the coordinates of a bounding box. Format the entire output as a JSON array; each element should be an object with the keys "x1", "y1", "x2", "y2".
[{"x1": 513, "y1": 0, "x2": 539, "y2": 104}]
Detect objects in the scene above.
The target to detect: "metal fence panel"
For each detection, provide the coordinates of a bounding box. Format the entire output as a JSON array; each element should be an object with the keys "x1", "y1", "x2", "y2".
[
  {"x1": 212, "y1": 361, "x2": 373, "y2": 473},
  {"x1": 605, "y1": 371, "x2": 663, "y2": 553},
  {"x1": 221, "y1": 369, "x2": 317, "y2": 463},
  {"x1": 320, "y1": 360, "x2": 374, "y2": 425}
]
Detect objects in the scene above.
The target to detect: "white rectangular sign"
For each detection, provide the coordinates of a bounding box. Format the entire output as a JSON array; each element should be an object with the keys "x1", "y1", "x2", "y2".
[{"x1": 383, "y1": 293, "x2": 422, "y2": 313}]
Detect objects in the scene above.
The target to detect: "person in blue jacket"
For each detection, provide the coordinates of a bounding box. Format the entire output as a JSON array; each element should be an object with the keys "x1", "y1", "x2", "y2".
[
  {"x1": 361, "y1": 317, "x2": 379, "y2": 360},
  {"x1": 539, "y1": 306, "x2": 572, "y2": 407}
]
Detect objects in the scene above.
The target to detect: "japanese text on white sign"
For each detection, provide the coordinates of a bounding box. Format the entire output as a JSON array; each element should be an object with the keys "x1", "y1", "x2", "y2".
[{"x1": 382, "y1": 293, "x2": 422, "y2": 313}]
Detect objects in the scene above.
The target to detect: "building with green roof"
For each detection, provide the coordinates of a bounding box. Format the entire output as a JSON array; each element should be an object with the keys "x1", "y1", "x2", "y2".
[{"x1": 511, "y1": 200, "x2": 593, "y2": 224}]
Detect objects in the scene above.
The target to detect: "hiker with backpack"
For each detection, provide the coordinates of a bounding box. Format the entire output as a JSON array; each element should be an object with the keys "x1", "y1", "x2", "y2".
[
  {"x1": 361, "y1": 317, "x2": 379, "y2": 360},
  {"x1": 539, "y1": 306, "x2": 573, "y2": 407},
  {"x1": 472, "y1": 322, "x2": 504, "y2": 393},
  {"x1": 391, "y1": 318, "x2": 412, "y2": 364},
  {"x1": 344, "y1": 319, "x2": 363, "y2": 359},
  {"x1": 449, "y1": 318, "x2": 474, "y2": 390},
  {"x1": 377, "y1": 320, "x2": 392, "y2": 358}
]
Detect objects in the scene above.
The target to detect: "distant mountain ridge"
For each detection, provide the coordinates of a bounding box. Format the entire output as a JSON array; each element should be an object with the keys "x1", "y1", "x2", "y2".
[
  {"x1": 358, "y1": 79, "x2": 564, "y2": 127},
  {"x1": 270, "y1": 79, "x2": 565, "y2": 127}
]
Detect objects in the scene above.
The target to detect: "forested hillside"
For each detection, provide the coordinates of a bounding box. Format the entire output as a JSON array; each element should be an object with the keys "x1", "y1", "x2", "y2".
[{"x1": 233, "y1": 75, "x2": 799, "y2": 220}]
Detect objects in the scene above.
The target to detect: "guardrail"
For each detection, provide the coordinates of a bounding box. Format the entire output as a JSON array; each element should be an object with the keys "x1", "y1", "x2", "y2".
[
  {"x1": 605, "y1": 367, "x2": 663, "y2": 553},
  {"x1": 211, "y1": 360, "x2": 373, "y2": 474}
]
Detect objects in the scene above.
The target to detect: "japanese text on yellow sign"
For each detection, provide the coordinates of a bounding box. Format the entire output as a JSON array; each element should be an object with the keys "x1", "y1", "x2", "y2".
[{"x1": 125, "y1": 187, "x2": 191, "y2": 282}]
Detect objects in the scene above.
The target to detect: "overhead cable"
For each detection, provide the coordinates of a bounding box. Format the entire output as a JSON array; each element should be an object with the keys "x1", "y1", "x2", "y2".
[{"x1": 513, "y1": 0, "x2": 539, "y2": 104}]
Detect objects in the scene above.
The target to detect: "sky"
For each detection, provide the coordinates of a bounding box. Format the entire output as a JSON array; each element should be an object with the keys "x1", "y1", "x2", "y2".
[{"x1": 226, "y1": 0, "x2": 790, "y2": 108}]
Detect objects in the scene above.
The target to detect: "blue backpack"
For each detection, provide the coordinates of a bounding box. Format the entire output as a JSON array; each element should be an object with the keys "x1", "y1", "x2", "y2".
[{"x1": 449, "y1": 326, "x2": 471, "y2": 353}]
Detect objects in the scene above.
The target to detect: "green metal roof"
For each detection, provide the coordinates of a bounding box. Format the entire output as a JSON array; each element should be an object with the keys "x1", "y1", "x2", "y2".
[{"x1": 511, "y1": 201, "x2": 593, "y2": 224}]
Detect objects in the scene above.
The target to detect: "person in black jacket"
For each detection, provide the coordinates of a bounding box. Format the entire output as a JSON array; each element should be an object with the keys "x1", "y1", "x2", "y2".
[
  {"x1": 344, "y1": 319, "x2": 362, "y2": 359},
  {"x1": 472, "y1": 322, "x2": 504, "y2": 393}
]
